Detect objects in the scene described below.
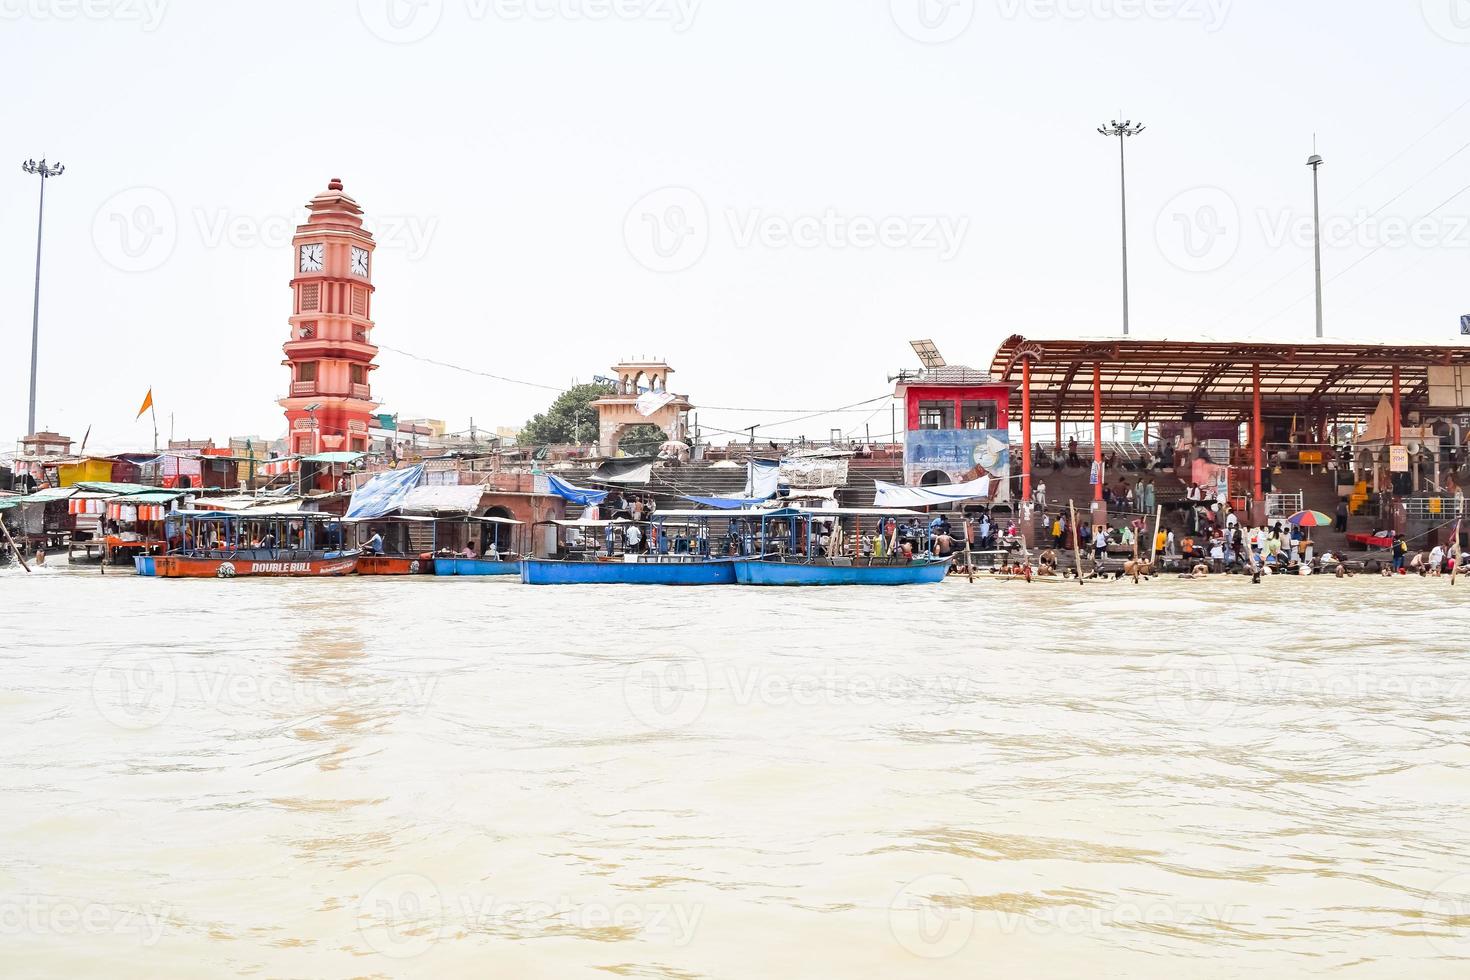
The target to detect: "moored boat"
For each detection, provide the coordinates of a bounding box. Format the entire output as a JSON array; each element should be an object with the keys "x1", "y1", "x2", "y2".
[
  {"x1": 153, "y1": 511, "x2": 359, "y2": 578},
  {"x1": 519, "y1": 510, "x2": 751, "y2": 585},
  {"x1": 521, "y1": 555, "x2": 738, "y2": 585},
  {"x1": 437, "y1": 556, "x2": 521, "y2": 576},
  {"x1": 155, "y1": 554, "x2": 360, "y2": 578},
  {"x1": 733, "y1": 554, "x2": 951, "y2": 586},
  {"x1": 355, "y1": 554, "x2": 431, "y2": 575},
  {"x1": 731, "y1": 506, "x2": 953, "y2": 586}
]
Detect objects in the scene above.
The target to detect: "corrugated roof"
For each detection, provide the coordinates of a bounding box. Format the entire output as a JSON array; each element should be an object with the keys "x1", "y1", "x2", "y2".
[{"x1": 990, "y1": 335, "x2": 1470, "y2": 423}]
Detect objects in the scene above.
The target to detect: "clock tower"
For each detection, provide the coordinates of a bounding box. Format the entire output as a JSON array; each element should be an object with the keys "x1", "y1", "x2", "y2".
[{"x1": 279, "y1": 177, "x2": 380, "y2": 455}]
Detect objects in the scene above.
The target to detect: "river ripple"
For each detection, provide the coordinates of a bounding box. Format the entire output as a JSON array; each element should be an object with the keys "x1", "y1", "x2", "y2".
[{"x1": 2, "y1": 564, "x2": 1470, "y2": 977}]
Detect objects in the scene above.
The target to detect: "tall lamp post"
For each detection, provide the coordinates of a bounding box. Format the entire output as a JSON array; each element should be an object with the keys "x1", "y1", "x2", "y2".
[
  {"x1": 21, "y1": 158, "x2": 64, "y2": 437},
  {"x1": 1308, "y1": 150, "x2": 1325, "y2": 338},
  {"x1": 1096, "y1": 119, "x2": 1145, "y2": 336}
]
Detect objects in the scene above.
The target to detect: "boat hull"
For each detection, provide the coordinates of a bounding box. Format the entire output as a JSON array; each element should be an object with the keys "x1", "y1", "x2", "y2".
[
  {"x1": 435, "y1": 558, "x2": 521, "y2": 577},
  {"x1": 521, "y1": 558, "x2": 738, "y2": 585},
  {"x1": 733, "y1": 557, "x2": 952, "y2": 586},
  {"x1": 357, "y1": 555, "x2": 431, "y2": 576},
  {"x1": 134, "y1": 555, "x2": 156, "y2": 577},
  {"x1": 153, "y1": 555, "x2": 360, "y2": 578}
]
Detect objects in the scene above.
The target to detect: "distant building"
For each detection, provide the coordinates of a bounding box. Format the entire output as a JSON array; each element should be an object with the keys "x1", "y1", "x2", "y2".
[
  {"x1": 592, "y1": 359, "x2": 692, "y2": 456},
  {"x1": 17, "y1": 431, "x2": 72, "y2": 457}
]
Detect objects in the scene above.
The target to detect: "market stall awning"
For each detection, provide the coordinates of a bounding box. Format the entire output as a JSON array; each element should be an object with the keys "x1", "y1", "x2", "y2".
[{"x1": 13, "y1": 487, "x2": 77, "y2": 503}]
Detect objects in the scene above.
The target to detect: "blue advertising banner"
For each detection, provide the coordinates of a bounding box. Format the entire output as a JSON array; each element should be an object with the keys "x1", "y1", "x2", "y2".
[{"x1": 904, "y1": 429, "x2": 1010, "y2": 502}]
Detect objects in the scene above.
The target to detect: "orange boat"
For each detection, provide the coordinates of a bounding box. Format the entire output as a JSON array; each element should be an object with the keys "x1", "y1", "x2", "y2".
[
  {"x1": 155, "y1": 554, "x2": 359, "y2": 578},
  {"x1": 154, "y1": 511, "x2": 358, "y2": 579},
  {"x1": 355, "y1": 554, "x2": 432, "y2": 575}
]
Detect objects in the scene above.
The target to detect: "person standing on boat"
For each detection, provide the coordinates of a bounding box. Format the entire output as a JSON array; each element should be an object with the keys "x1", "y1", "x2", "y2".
[{"x1": 625, "y1": 522, "x2": 643, "y2": 554}]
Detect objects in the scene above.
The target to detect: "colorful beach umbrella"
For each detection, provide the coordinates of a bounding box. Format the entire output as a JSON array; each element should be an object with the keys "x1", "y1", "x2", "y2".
[{"x1": 1286, "y1": 510, "x2": 1333, "y2": 527}]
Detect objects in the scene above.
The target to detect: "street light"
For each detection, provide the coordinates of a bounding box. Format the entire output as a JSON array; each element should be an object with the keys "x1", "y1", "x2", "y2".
[
  {"x1": 1096, "y1": 119, "x2": 1145, "y2": 335},
  {"x1": 20, "y1": 158, "x2": 64, "y2": 437},
  {"x1": 304, "y1": 403, "x2": 322, "y2": 455},
  {"x1": 1308, "y1": 149, "x2": 1325, "y2": 338}
]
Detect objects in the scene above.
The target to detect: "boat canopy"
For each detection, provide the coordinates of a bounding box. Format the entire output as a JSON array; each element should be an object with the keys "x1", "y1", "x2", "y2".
[
  {"x1": 173, "y1": 508, "x2": 337, "y2": 520},
  {"x1": 679, "y1": 494, "x2": 773, "y2": 510},
  {"x1": 759, "y1": 506, "x2": 926, "y2": 517},
  {"x1": 341, "y1": 513, "x2": 521, "y2": 525},
  {"x1": 649, "y1": 509, "x2": 774, "y2": 519},
  {"x1": 542, "y1": 517, "x2": 631, "y2": 528},
  {"x1": 190, "y1": 496, "x2": 304, "y2": 513}
]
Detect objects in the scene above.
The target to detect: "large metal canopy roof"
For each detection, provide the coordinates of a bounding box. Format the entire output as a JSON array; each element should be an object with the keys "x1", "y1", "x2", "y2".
[{"x1": 989, "y1": 335, "x2": 1470, "y2": 423}]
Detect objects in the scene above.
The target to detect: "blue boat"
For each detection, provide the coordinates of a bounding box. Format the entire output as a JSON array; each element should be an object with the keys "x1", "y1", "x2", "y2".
[
  {"x1": 437, "y1": 557, "x2": 521, "y2": 577},
  {"x1": 733, "y1": 554, "x2": 951, "y2": 586},
  {"x1": 520, "y1": 509, "x2": 755, "y2": 585},
  {"x1": 134, "y1": 555, "x2": 156, "y2": 576},
  {"x1": 731, "y1": 506, "x2": 954, "y2": 586},
  {"x1": 521, "y1": 556, "x2": 738, "y2": 585},
  {"x1": 348, "y1": 511, "x2": 526, "y2": 578}
]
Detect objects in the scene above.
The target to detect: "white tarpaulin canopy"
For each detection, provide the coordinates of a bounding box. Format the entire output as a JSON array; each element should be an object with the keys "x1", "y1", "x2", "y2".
[
  {"x1": 635, "y1": 391, "x2": 676, "y2": 416},
  {"x1": 400, "y1": 484, "x2": 486, "y2": 514},
  {"x1": 872, "y1": 476, "x2": 993, "y2": 508}
]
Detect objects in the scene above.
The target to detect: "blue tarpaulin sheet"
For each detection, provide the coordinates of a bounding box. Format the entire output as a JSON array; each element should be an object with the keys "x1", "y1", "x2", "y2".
[
  {"x1": 681, "y1": 495, "x2": 770, "y2": 510},
  {"x1": 345, "y1": 464, "x2": 425, "y2": 520},
  {"x1": 546, "y1": 474, "x2": 608, "y2": 506}
]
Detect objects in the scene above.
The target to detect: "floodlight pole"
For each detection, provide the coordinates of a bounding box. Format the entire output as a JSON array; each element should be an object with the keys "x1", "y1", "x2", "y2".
[
  {"x1": 21, "y1": 158, "x2": 64, "y2": 436},
  {"x1": 1097, "y1": 120, "x2": 1144, "y2": 336},
  {"x1": 1308, "y1": 149, "x2": 1325, "y2": 338}
]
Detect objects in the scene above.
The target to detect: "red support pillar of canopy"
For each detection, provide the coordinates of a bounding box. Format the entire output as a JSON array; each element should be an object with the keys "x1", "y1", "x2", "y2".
[
  {"x1": 1092, "y1": 362, "x2": 1104, "y2": 510},
  {"x1": 1252, "y1": 362, "x2": 1264, "y2": 520},
  {"x1": 1391, "y1": 365, "x2": 1402, "y2": 445},
  {"x1": 1390, "y1": 365, "x2": 1404, "y2": 534},
  {"x1": 1021, "y1": 358, "x2": 1033, "y2": 502}
]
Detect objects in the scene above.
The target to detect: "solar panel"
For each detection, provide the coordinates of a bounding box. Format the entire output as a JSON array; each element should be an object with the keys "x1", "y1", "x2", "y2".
[{"x1": 909, "y1": 339, "x2": 946, "y2": 369}]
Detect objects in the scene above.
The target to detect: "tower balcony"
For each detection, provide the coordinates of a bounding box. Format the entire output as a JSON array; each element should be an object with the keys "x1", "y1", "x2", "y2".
[{"x1": 283, "y1": 382, "x2": 375, "y2": 402}]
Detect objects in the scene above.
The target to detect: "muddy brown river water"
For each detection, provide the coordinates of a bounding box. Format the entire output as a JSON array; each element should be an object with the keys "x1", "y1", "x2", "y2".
[{"x1": 3, "y1": 565, "x2": 1469, "y2": 977}]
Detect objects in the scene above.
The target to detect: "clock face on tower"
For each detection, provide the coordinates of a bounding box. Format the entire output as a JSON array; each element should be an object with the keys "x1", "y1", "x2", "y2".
[
  {"x1": 350, "y1": 246, "x2": 369, "y2": 278},
  {"x1": 299, "y1": 243, "x2": 324, "y2": 273}
]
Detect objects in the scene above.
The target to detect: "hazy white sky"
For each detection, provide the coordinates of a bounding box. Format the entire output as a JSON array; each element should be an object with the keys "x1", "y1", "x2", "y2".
[{"x1": 3, "y1": 0, "x2": 1469, "y2": 453}]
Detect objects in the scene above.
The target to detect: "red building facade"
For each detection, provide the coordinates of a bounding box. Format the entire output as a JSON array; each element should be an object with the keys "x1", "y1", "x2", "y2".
[{"x1": 895, "y1": 367, "x2": 1014, "y2": 501}]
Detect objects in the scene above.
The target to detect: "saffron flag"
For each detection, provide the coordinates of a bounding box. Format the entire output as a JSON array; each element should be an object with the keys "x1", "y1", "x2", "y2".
[{"x1": 136, "y1": 388, "x2": 154, "y2": 420}]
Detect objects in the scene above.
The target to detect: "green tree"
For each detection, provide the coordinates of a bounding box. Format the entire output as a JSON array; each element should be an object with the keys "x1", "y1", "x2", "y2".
[
  {"x1": 519, "y1": 382, "x2": 612, "y2": 447},
  {"x1": 619, "y1": 424, "x2": 668, "y2": 456}
]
